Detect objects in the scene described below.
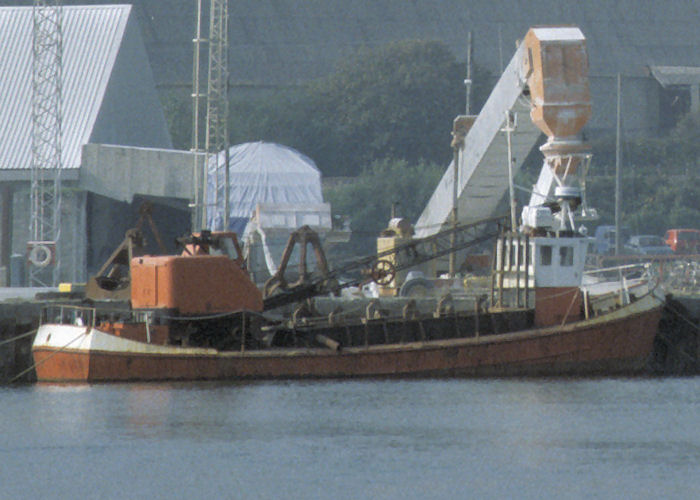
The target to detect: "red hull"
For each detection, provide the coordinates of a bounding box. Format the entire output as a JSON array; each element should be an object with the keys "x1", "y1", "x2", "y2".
[{"x1": 32, "y1": 296, "x2": 663, "y2": 382}]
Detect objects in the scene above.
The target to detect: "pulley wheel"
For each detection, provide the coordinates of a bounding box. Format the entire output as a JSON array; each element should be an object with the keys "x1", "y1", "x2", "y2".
[{"x1": 371, "y1": 260, "x2": 396, "y2": 285}]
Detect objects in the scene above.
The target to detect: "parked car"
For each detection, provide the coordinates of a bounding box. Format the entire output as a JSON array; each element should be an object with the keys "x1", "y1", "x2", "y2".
[
  {"x1": 593, "y1": 225, "x2": 631, "y2": 254},
  {"x1": 623, "y1": 235, "x2": 673, "y2": 255},
  {"x1": 664, "y1": 229, "x2": 700, "y2": 254}
]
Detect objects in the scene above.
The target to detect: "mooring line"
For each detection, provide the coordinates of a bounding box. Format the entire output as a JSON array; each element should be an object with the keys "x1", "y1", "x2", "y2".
[
  {"x1": 8, "y1": 327, "x2": 89, "y2": 383},
  {"x1": 0, "y1": 328, "x2": 38, "y2": 348},
  {"x1": 664, "y1": 303, "x2": 700, "y2": 335},
  {"x1": 655, "y1": 333, "x2": 698, "y2": 364}
]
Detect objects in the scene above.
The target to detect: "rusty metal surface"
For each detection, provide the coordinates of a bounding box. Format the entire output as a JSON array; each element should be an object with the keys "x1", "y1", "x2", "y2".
[
  {"x1": 33, "y1": 293, "x2": 663, "y2": 382},
  {"x1": 130, "y1": 254, "x2": 263, "y2": 313},
  {"x1": 534, "y1": 287, "x2": 583, "y2": 327},
  {"x1": 263, "y1": 216, "x2": 508, "y2": 311},
  {"x1": 523, "y1": 27, "x2": 591, "y2": 139}
]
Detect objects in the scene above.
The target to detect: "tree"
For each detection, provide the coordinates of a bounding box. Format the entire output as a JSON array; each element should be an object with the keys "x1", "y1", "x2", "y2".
[
  {"x1": 160, "y1": 89, "x2": 192, "y2": 151},
  {"x1": 302, "y1": 40, "x2": 490, "y2": 176},
  {"x1": 220, "y1": 40, "x2": 492, "y2": 177},
  {"x1": 162, "y1": 40, "x2": 492, "y2": 178},
  {"x1": 586, "y1": 111, "x2": 700, "y2": 236},
  {"x1": 323, "y1": 158, "x2": 444, "y2": 256}
]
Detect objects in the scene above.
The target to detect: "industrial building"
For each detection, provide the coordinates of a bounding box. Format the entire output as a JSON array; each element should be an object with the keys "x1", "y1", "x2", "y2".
[
  {"x1": 2, "y1": 0, "x2": 700, "y2": 284},
  {"x1": 0, "y1": 5, "x2": 191, "y2": 284}
]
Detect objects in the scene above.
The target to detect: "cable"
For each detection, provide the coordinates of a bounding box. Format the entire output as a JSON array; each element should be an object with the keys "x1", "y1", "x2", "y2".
[
  {"x1": 9, "y1": 327, "x2": 89, "y2": 383},
  {"x1": 664, "y1": 302, "x2": 700, "y2": 335},
  {"x1": 0, "y1": 328, "x2": 37, "y2": 348}
]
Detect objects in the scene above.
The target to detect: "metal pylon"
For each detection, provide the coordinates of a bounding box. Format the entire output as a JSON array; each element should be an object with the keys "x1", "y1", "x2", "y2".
[
  {"x1": 29, "y1": 0, "x2": 63, "y2": 287},
  {"x1": 205, "y1": 0, "x2": 229, "y2": 231},
  {"x1": 190, "y1": 0, "x2": 206, "y2": 232}
]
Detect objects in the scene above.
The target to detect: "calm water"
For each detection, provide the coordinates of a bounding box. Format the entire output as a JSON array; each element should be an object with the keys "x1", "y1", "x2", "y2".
[{"x1": 2, "y1": 378, "x2": 700, "y2": 499}]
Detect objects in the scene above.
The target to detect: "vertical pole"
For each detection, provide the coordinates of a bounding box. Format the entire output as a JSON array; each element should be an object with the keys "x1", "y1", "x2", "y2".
[
  {"x1": 0, "y1": 185, "x2": 11, "y2": 273},
  {"x1": 465, "y1": 31, "x2": 472, "y2": 115},
  {"x1": 504, "y1": 111, "x2": 517, "y2": 232},
  {"x1": 449, "y1": 147, "x2": 459, "y2": 277},
  {"x1": 615, "y1": 73, "x2": 622, "y2": 256},
  {"x1": 515, "y1": 236, "x2": 521, "y2": 307},
  {"x1": 496, "y1": 238, "x2": 505, "y2": 307},
  {"x1": 224, "y1": 143, "x2": 230, "y2": 230},
  {"x1": 190, "y1": 0, "x2": 204, "y2": 232},
  {"x1": 524, "y1": 235, "x2": 530, "y2": 309}
]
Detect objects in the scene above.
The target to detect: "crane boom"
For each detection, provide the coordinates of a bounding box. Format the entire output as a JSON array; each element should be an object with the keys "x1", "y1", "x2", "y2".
[
  {"x1": 416, "y1": 27, "x2": 594, "y2": 239},
  {"x1": 415, "y1": 42, "x2": 539, "y2": 238}
]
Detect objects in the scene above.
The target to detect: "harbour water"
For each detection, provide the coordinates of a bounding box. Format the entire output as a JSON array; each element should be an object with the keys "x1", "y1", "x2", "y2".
[{"x1": 2, "y1": 377, "x2": 700, "y2": 499}]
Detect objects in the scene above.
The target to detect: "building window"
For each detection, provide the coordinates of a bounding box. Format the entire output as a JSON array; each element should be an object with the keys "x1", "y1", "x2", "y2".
[
  {"x1": 560, "y1": 246, "x2": 574, "y2": 266},
  {"x1": 540, "y1": 245, "x2": 552, "y2": 266}
]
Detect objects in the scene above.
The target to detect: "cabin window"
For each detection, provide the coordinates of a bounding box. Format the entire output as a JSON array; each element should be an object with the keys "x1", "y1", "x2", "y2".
[
  {"x1": 540, "y1": 245, "x2": 552, "y2": 266},
  {"x1": 560, "y1": 246, "x2": 574, "y2": 266}
]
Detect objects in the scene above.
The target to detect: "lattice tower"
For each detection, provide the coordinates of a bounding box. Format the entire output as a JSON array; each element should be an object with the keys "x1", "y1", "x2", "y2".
[
  {"x1": 29, "y1": 0, "x2": 63, "y2": 286},
  {"x1": 204, "y1": 0, "x2": 229, "y2": 230},
  {"x1": 190, "y1": 0, "x2": 206, "y2": 231}
]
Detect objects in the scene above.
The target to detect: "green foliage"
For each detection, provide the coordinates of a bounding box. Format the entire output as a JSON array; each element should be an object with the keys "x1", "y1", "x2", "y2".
[
  {"x1": 159, "y1": 40, "x2": 700, "y2": 251},
  {"x1": 229, "y1": 90, "x2": 313, "y2": 147},
  {"x1": 162, "y1": 40, "x2": 491, "y2": 178},
  {"x1": 587, "y1": 112, "x2": 700, "y2": 236},
  {"x1": 161, "y1": 90, "x2": 192, "y2": 150},
  {"x1": 301, "y1": 40, "x2": 489, "y2": 176},
  {"x1": 324, "y1": 158, "x2": 444, "y2": 256},
  {"x1": 232, "y1": 40, "x2": 491, "y2": 177}
]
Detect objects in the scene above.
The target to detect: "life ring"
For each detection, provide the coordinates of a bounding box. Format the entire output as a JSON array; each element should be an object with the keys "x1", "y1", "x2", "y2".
[{"x1": 28, "y1": 244, "x2": 52, "y2": 268}]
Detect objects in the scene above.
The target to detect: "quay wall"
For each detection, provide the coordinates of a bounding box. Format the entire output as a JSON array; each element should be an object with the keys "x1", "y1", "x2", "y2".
[{"x1": 0, "y1": 299, "x2": 42, "y2": 383}]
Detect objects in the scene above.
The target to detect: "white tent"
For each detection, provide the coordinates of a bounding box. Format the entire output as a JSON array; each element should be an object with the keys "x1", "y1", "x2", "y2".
[{"x1": 206, "y1": 141, "x2": 324, "y2": 233}]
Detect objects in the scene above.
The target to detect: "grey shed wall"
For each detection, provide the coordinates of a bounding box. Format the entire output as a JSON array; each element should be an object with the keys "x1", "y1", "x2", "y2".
[{"x1": 89, "y1": 10, "x2": 172, "y2": 149}]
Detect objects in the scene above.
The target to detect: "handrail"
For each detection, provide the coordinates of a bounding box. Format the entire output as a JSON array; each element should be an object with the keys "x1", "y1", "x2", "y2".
[{"x1": 584, "y1": 262, "x2": 651, "y2": 276}]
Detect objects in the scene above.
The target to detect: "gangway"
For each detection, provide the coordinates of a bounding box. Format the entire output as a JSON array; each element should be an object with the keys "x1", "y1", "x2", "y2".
[{"x1": 415, "y1": 40, "x2": 541, "y2": 238}]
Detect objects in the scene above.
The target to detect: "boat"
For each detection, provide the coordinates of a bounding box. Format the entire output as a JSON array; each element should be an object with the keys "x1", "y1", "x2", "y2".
[
  {"x1": 31, "y1": 26, "x2": 665, "y2": 382},
  {"x1": 32, "y1": 289, "x2": 662, "y2": 381}
]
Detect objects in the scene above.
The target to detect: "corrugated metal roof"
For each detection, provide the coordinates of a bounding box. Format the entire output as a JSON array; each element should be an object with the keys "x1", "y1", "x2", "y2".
[{"x1": 0, "y1": 5, "x2": 130, "y2": 171}]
